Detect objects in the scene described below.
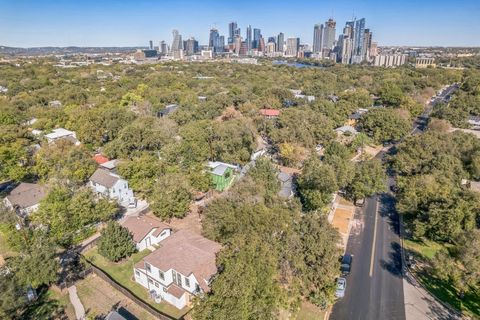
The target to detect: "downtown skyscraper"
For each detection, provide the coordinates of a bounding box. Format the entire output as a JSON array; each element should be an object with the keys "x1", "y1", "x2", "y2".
[
  {"x1": 313, "y1": 24, "x2": 324, "y2": 53},
  {"x1": 323, "y1": 18, "x2": 336, "y2": 51},
  {"x1": 228, "y1": 22, "x2": 237, "y2": 44},
  {"x1": 246, "y1": 25, "x2": 252, "y2": 51}
]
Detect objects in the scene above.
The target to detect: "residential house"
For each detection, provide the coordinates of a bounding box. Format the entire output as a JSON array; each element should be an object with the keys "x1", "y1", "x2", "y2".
[
  {"x1": 259, "y1": 108, "x2": 280, "y2": 119},
  {"x1": 207, "y1": 161, "x2": 238, "y2": 191},
  {"x1": 48, "y1": 100, "x2": 62, "y2": 108},
  {"x1": 93, "y1": 154, "x2": 109, "y2": 165},
  {"x1": 44, "y1": 128, "x2": 80, "y2": 146},
  {"x1": 158, "y1": 104, "x2": 178, "y2": 117},
  {"x1": 290, "y1": 89, "x2": 315, "y2": 102},
  {"x1": 121, "y1": 215, "x2": 172, "y2": 252},
  {"x1": 335, "y1": 125, "x2": 358, "y2": 136},
  {"x1": 89, "y1": 168, "x2": 135, "y2": 207},
  {"x1": 468, "y1": 116, "x2": 480, "y2": 130},
  {"x1": 99, "y1": 159, "x2": 119, "y2": 172},
  {"x1": 3, "y1": 183, "x2": 47, "y2": 217},
  {"x1": 346, "y1": 108, "x2": 369, "y2": 126},
  {"x1": 277, "y1": 172, "x2": 294, "y2": 199},
  {"x1": 133, "y1": 229, "x2": 222, "y2": 310}
]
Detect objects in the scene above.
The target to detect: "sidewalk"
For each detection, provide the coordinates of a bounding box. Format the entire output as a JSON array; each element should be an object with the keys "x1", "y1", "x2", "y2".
[{"x1": 68, "y1": 285, "x2": 85, "y2": 320}]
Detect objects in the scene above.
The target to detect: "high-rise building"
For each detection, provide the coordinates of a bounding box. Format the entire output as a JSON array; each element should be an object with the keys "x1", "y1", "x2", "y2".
[
  {"x1": 209, "y1": 28, "x2": 219, "y2": 51},
  {"x1": 246, "y1": 25, "x2": 252, "y2": 51},
  {"x1": 218, "y1": 35, "x2": 225, "y2": 53},
  {"x1": 323, "y1": 18, "x2": 336, "y2": 50},
  {"x1": 149, "y1": 40, "x2": 153, "y2": 50},
  {"x1": 184, "y1": 37, "x2": 199, "y2": 56},
  {"x1": 374, "y1": 54, "x2": 407, "y2": 67},
  {"x1": 253, "y1": 28, "x2": 262, "y2": 49},
  {"x1": 352, "y1": 18, "x2": 366, "y2": 64},
  {"x1": 313, "y1": 24, "x2": 324, "y2": 53},
  {"x1": 171, "y1": 30, "x2": 183, "y2": 58},
  {"x1": 277, "y1": 32, "x2": 285, "y2": 53},
  {"x1": 266, "y1": 40, "x2": 276, "y2": 54},
  {"x1": 159, "y1": 41, "x2": 168, "y2": 55},
  {"x1": 228, "y1": 22, "x2": 237, "y2": 44},
  {"x1": 286, "y1": 37, "x2": 300, "y2": 57},
  {"x1": 234, "y1": 36, "x2": 242, "y2": 54},
  {"x1": 268, "y1": 37, "x2": 276, "y2": 44},
  {"x1": 258, "y1": 37, "x2": 265, "y2": 53},
  {"x1": 363, "y1": 29, "x2": 373, "y2": 61}
]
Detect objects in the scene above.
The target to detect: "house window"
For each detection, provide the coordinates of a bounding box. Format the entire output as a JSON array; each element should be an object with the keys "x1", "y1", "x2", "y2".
[
  {"x1": 185, "y1": 278, "x2": 190, "y2": 287},
  {"x1": 176, "y1": 273, "x2": 182, "y2": 286},
  {"x1": 160, "y1": 231, "x2": 166, "y2": 237},
  {"x1": 155, "y1": 282, "x2": 159, "y2": 288},
  {"x1": 163, "y1": 287, "x2": 167, "y2": 293},
  {"x1": 148, "y1": 278, "x2": 153, "y2": 284},
  {"x1": 124, "y1": 183, "x2": 127, "y2": 188},
  {"x1": 159, "y1": 271, "x2": 165, "y2": 280},
  {"x1": 145, "y1": 263, "x2": 151, "y2": 272},
  {"x1": 135, "y1": 270, "x2": 140, "y2": 277},
  {"x1": 172, "y1": 272, "x2": 176, "y2": 283}
]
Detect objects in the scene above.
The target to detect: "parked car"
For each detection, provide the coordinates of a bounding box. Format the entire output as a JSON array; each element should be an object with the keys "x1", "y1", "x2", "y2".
[
  {"x1": 335, "y1": 277, "x2": 347, "y2": 298},
  {"x1": 340, "y1": 254, "x2": 353, "y2": 275},
  {"x1": 355, "y1": 198, "x2": 365, "y2": 207}
]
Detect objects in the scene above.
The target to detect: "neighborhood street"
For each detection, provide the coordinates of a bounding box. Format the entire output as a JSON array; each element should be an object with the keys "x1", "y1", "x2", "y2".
[{"x1": 330, "y1": 83, "x2": 460, "y2": 320}]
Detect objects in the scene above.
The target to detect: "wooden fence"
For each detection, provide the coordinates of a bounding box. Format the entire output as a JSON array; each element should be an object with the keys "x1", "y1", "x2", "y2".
[{"x1": 86, "y1": 260, "x2": 181, "y2": 320}]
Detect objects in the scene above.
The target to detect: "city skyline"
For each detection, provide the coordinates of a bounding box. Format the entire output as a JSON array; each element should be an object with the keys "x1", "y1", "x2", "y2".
[{"x1": 1, "y1": 0, "x2": 480, "y2": 47}]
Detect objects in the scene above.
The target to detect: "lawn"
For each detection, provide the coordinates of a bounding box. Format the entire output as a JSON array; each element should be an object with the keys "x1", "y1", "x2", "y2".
[
  {"x1": 83, "y1": 247, "x2": 190, "y2": 319},
  {"x1": 403, "y1": 238, "x2": 446, "y2": 260},
  {"x1": 403, "y1": 238, "x2": 480, "y2": 318},
  {"x1": 295, "y1": 301, "x2": 327, "y2": 320}
]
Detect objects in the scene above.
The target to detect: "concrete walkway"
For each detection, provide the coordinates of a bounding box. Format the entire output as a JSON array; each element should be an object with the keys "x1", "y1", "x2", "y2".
[
  {"x1": 403, "y1": 272, "x2": 462, "y2": 320},
  {"x1": 68, "y1": 285, "x2": 85, "y2": 320}
]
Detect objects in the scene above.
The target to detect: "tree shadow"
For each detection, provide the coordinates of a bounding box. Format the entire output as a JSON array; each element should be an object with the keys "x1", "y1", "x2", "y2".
[
  {"x1": 379, "y1": 241, "x2": 403, "y2": 278},
  {"x1": 378, "y1": 193, "x2": 400, "y2": 237},
  {"x1": 21, "y1": 287, "x2": 68, "y2": 320}
]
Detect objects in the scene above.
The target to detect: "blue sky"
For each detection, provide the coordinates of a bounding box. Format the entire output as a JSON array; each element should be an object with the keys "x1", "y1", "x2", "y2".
[{"x1": 1, "y1": 0, "x2": 479, "y2": 47}]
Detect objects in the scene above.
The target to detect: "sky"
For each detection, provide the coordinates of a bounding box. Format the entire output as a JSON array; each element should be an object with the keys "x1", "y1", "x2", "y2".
[{"x1": 1, "y1": 0, "x2": 479, "y2": 48}]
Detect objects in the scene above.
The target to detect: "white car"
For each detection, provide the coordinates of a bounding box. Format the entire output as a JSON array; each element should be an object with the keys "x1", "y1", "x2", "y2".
[{"x1": 335, "y1": 277, "x2": 347, "y2": 298}]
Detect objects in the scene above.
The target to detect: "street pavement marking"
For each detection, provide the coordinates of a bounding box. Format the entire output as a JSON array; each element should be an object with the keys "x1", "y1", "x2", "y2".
[{"x1": 369, "y1": 200, "x2": 379, "y2": 277}]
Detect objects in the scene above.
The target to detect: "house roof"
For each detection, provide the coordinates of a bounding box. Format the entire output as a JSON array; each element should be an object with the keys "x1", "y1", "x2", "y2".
[
  {"x1": 335, "y1": 125, "x2": 358, "y2": 134},
  {"x1": 208, "y1": 161, "x2": 238, "y2": 176},
  {"x1": 44, "y1": 128, "x2": 75, "y2": 140},
  {"x1": 167, "y1": 284, "x2": 188, "y2": 299},
  {"x1": 93, "y1": 154, "x2": 109, "y2": 165},
  {"x1": 121, "y1": 215, "x2": 171, "y2": 243},
  {"x1": 89, "y1": 168, "x2": 120, "y2": 188},
  {"x1": 100, "y1": 159, "x2": 118, "y2": 170},
  {"x1": 142, "y1": 229, "x2": 222, "y2": 292},
  {"x1": 259, "y1": 108, "x2": 280, "y2": 117},
  {"x1": 105, "y1": 311, "x2": 126, "y2": 320},
  {"x1": 5, "y1": 183, "x2": 47, "y2": 209}
]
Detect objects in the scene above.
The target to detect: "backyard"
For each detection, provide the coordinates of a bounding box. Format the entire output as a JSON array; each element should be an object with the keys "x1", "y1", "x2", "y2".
[{"x1": 83, "y1": 247, "x2": 190, "y2": 319}]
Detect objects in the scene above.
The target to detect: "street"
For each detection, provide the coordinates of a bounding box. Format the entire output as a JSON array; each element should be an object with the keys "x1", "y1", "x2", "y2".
[
  {"x1": 330, "y1": 83, "x2": 460, "y2": 320},
  {"x1": 330, "y1": 190, "x2": 405, "y2": 320}
]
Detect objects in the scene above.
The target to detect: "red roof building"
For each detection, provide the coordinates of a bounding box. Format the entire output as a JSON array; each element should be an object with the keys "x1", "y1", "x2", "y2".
[
  {"x1": 93, "y1": 154, "x2": 109, "y2": 165},
  {"x1": 259, "y1": 108, "x2": 280, "y2": 118}
]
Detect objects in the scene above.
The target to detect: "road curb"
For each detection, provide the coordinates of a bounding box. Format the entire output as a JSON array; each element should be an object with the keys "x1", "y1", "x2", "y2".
[{"x1": 398, "y1": 214, "x2": 468, "y2": 319}]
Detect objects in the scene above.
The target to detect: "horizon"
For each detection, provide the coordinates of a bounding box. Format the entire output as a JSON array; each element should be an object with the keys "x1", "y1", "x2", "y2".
[{"x1": 1, "y1": 0, "x2": 480, "y2": 48}]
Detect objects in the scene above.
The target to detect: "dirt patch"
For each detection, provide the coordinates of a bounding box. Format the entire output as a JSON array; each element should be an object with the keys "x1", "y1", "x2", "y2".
[{"x1": 76, "y1": 274, "x2": 157, "y2": 320}]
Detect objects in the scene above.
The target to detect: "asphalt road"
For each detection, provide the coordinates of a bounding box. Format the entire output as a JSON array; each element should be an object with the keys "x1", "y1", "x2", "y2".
[
  {"x1": 330, "y1": 188, "x2": 405, "y2": 320},
  {"x1": 330, "y1": 84, "x2": 460, "y2": 320}
]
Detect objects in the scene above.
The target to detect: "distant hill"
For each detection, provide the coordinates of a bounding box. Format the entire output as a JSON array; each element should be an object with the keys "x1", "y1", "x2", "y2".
[{"x1": 0, "y1": 46, "x2": 145, "y2": 56}]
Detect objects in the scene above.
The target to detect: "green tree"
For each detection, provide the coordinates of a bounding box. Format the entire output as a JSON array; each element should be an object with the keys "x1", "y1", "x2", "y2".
[
  {"x1": 300, "y1": 214, "x2": 340, "y2": 307},
  {"x1": 149, "y1": 173, "x2": 192, "y2": 220},
  {"x1": 0, "y1": 272, "x2": 27, "y2": 320},
  {"x1": 98, "y1": 221, "x2": 136, "y2": 262},
  {"x1": 298, "y1": 156, "x2": 338, "y2": 211},
  {"x1": 360, "y1": 108, "x2": 410, "y2": 143},
  {"x1": 347, "y1": 160, "x2": 386, "y2": 201}
]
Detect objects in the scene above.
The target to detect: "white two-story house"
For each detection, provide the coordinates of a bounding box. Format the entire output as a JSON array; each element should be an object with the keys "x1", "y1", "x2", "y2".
[
  {"x1": 121, "y1": 215, "x2": 172, "y2": 252},
  {"x1": 133, "y1": 229, "x2": 222, "y2": 310},
  {"x1": 89, "y1": 168, "x2": 135, "y2": 207}
]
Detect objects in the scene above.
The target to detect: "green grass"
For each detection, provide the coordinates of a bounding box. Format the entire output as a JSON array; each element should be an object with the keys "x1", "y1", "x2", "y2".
[
  {"x1": 83, "y1": 248, "x2": 190, "y2": 319},
  {"x1": 403, "y1": 238, "x2": 480, "y2": 318},
  {"x1": 403, "y1": 238, "x2": 447, "y2": 260},
  {"x1": 295, "y1": 301, "x2": 326, "y2": 320}
]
